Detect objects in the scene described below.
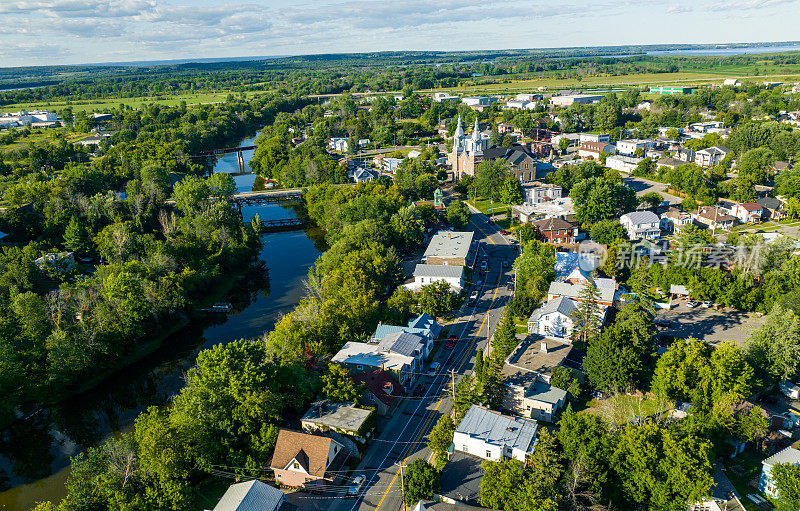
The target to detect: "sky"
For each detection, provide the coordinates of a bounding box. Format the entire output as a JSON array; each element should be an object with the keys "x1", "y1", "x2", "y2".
[{"x1": 1, "y1": 0, "x2": 800, "y2": 67}]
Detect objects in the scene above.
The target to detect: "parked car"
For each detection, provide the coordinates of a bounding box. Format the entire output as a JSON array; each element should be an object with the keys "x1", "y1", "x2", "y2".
[
  {"x1": 348, "y1": 475, "x2": 366, "y2": 495},
  {"x1": 445, "y1": 339, "x2": 456, "y2": 350},
  {"x1": 686, "y1": 300, "x2": 699, "y2": 308},
  {"x1": 427, "y1": 362, "x2": 440, "y2": 376},
  {"x1": 499, "y1": 229, "x2": 509, "y2": 235},
  {"x1": 701, "y1": 301, "x2": 713, "y2": 308},
  {"x1": 487, "y1": 219, "x2": 495, "y2": 225}
]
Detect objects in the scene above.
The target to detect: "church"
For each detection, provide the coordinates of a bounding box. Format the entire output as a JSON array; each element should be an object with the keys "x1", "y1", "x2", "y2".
[
  {"x1": 448, "y1": 116, "x2": 491, "y2": 180},
  {"x1": 449, "y1": 115, "x2": 553, "y2": 183}
]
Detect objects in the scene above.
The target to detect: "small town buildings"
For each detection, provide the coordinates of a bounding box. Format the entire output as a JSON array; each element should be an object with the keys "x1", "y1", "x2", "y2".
[
  {"x1": 616, "y1": 139, "x2": 653, "y2": 156},
  {"x1": 329, "y1": 137, "x2": 350, "y2": 152},
  {"x1": 551, "y1": 133, "x2": 581, "y2": 153},
  {"x1": 605, "y1": 154, "x2": 642, "y2": 173},
  {"x1": 35, "y1": 252, "x2": 76, "y2": 274},
  {"x1": 656, "y1": 156, "x2": 684, "y2": 170},
  {"x1": 723, "y1": 79, "x2": 742, "y2": 87},
  {"x1": 481, "y1": 145, "x2": 552, "y2": 183},
  {"x1": 404, "y1": 264, "x2": 465, "y2": 293},
  {"x1": 212, "y1": 480, "x2": 285, "y2": 511},
  {"x1": 637, "y1": 100, "x2": 653, "y2": 110},
  {"x1": 433, "y1": 92, "x2": 459, "y2": 102},
  {"x1": 527, "y1": 296, "x2": 576, "y2": 339},
  {"x1": 373, "y1": 155, "x2": 403, "y2": 174},
  {"x1": 547, "y1": 278, "x2": 615, "y2": 307},
  {"x1": 695, "y1": 146, "x2": 730, "y2": 167},
  {"x1": 332, "y1": 342, "x2": 419, "y2": 389},
  {"x1": 353, "y1": 369, "x2": 404, "y2": 416},
  {"x1": 453, "y1": 405, "x2": 538, "y2": 462},
  {"x1": 423, "y1": 230, "x2": 476, "y2": 266},
  {"x1": 550, "y1": 94, "x2": 602, "y2": 107},
  {"x1": 758, "y1": 444, "x2": 800, "y2": 498},
  {"x1": 516, "y1": 93, "x2": 542, "y2": 102},
  {"x1": 301, "y1": 400, "x2": 374, "y2": 438},
  {"x1": 660, "y1": 208, "x2": 693, "y2": 233},
  {"x1": 649, "y1": 86, "x2": 697, "y2": 95},
  {"x1": 578, "y1": 141, "x2": 615, "y2": 160},
  {"x1": 372, "y1": 313, "x2": 442, "y2": 344},
  {"x1": 731, "y1": 202, "x2": 763, "y2": 224},
  {"x1": 524, "y1": 184, "x2": 562, "y2": 204},
  {"x1": 270, "y1": 429, "x2": 349, "y2": 489},
  {"x1": 674, "y1": 147, "x2": 695, "y2": 162},
  {"x1": 693, "y1": 206, "x2": 736, "y2": 230},
  {"x1": 349, "y1": 166, "x2": 381, "y2": 183},
  {"x1": 505, "y1": 99, "x2": 531, "y2": 109},
  {"x1": 579, "y1": 133, "x2": 610, "y2": 144},
  {"x1": 503, "y1": 376, "x2": 568, "y2": 423},
  {"x1": 511, "y1": 198, "x2": 575, "y2": 222},
  {"x1": 773, "y1": 161, "x2": 793, "y2": 174},
  {"x1": 449, "y1": 117, "x2": 491, "y2": 178},
  {"x1": 462, "y1": 97, "x2": 497, "y2": 108},
  {"x1": 688, "y1": 121, "x2": 724, "y2": 133},
  {"x1": 620, "y1": 211, "x2": 661, "y2": 240},
  {"x1": 531, "y1": 217, "x2": 578, "y2": 245}
]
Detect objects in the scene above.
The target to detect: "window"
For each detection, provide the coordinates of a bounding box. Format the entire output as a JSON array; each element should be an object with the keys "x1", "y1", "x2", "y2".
[
  {"x1": 293, "y1": 462, "x2": 300, "y2": 470},
  {"x1": 486, "y1": 450, "x2": 492, "y2": 458},
  {"x1": 356, "y1": 364, "x2": 364, "y2": 371},
  {"x1": 462, "y1": 445, "x2": 468, "y2": 452}
]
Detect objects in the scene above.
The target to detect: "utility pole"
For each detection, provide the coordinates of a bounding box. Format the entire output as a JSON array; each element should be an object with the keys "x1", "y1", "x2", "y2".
[
  {"x1": 396, "y1": 461, "x2": 406, "y2": 510},
  {"x1": 449, "y1": 369, "x2": 457, "y2": 402}
]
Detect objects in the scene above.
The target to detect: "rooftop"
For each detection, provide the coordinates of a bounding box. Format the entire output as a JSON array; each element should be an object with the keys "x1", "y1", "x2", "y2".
[
  {"x1": 528, "y1": 296, "x2": 576, "y2": 322},
  {"x1": 456, "y1": 405, "x2": 538, "y2": 452},
  {"x1": 413, "y1": 264, "x2": 464, "y2": 279},
  {"x1": 424, "y1": 231, "x2": 474, "y2": 261},
  {"x1": 503, "y1": 337, "x2": 573, "y2": 386},
  {"x1": 269, "y1": 429, "x2": 340, "y2": 477},
  {"x1": 548, "y1": 280, "x2": 616, "y2": 303},
  {"x1": 331, "y1": 341, "x2": 414, "y2": 372},
  {"x1": 525, "y1": 379, "x2": 569, "y2": 405},
  {"x1": 212, "y1": 480, "x2": 284, "y2": 511},
  {"x1": 377, "y1": 331, "x2": 426, "y2": 357},
  {"x1": 621, "y1": 210, "x2": 660, "y2": 225},
  {"x1": 353, "y1": 369, "x2": 405, "y2": 406},
  {"x1": 301, "y1": 400, "x2": 373, "y2": 432},
  {"x1": 762, "y1": 445, "x2": 800, "y2": 467}
]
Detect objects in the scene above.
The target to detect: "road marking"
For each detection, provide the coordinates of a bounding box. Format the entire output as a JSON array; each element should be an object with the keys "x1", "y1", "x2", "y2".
[{"x1": 372, "y1": 219, "x2": 504, "y2": 511}]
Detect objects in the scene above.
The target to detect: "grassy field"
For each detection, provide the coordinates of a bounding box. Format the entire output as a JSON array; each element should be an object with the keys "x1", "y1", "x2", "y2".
[
  {"x1": 1, "y1": 128, "x2": 89, "y2": 154},
  {"x1": 584, "y1": 393, "x2": 673, "y2": 426},
  {"x1": 0, "y1": 91, "x2": 260, "y2": 114}
]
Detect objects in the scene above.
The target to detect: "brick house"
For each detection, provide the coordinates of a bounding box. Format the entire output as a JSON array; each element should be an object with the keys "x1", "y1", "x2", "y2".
[{"x1": 531, "y1": 218, "x2": 578, "y2": 244}]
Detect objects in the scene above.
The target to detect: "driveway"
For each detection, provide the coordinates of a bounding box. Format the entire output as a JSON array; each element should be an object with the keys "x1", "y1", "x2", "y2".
[
  {"x1": 655, "y1": 299, "x2": 766, "y2": 347},
  {"x1": 623, "y1": 175, "x2": 683, "y2": 206}
]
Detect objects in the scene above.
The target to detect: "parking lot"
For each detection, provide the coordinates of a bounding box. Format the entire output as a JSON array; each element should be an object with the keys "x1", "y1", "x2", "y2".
[{"x1": 655, "y1": 299, "x2": 766, "y2": 347}]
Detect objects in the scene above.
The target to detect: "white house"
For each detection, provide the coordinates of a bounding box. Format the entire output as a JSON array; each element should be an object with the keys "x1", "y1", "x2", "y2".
[
  {"x1": 551, "y1": 133, "x2": 581, "y2": 153},
  {"x1": 349, "y1": 167, "x2": 381, "y2": 183},
  {"x1": 404, "y1": 264, "x2": 465, "y2": 293},
  {"x1": 524, "y1": 184, "x2": 562, "y2": 204},
  {"x1": 462, "y1": 97, "x2": 497, "y2": 108},
  {"x1": 616, "y1": 139, "x2": 653, "y2": 156},
  {"x1": 758, "y1": 445, "x2": 800, "y2": 498},
  {"x1": 453, "y1": 405, "x2": 538, "y2": 462},
  {"x1": 730, "y1": 202, "x2": 763, "y2": 224},
  {"x1": 527, "y1": 296, "x2": 576, "y2": 340},
  {"x1": 620, "y1": 211, "x2": 661, "y2": 240},
  {"x1": 723, "y1": 78, "x2": 742, "y2": 87},
  {"x1": 660, "y1": 209, "x2": 693, "y2": 233},
  {"x1": 329, "y1": 137, "x2": 349, "y2": 152},
  {"x1": 605, "y1": 154, "x2": 642, "y2": 173},
  {"x1": 695, "y1": 146, "x2": 730, "y2": 167}
]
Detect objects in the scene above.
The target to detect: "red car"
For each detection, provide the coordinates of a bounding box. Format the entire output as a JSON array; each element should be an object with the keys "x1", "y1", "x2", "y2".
[
  {"x1": 445, "y1": 340, "x2": 456, "y2": 350},
  {"x1": 499, "y1": 229, "x2": 508, "y2": 235}
]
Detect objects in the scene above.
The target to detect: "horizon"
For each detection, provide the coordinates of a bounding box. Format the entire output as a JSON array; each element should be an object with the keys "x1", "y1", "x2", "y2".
[{"x1": 2, "y1": 0, "x2": 800, "y2": 67}]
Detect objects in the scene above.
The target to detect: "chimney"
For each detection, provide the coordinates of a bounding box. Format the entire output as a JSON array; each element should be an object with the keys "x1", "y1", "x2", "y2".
[{"x1": 541, "y1": 341, "x2": 548, "y2": 354}]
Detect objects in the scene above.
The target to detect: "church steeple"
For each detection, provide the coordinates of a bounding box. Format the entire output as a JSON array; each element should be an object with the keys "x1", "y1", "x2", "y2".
[
  {"x1": 471, "y1": 118, "x2": 480, "y2": 141},
  {"x1": 454, "y1": 115, "x2": 464, "y2": 138}
]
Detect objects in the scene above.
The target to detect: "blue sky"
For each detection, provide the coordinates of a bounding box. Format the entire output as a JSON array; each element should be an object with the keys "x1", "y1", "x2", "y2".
[{"x1": 1, "y1": 0, "x2": 799, "y2": 67}]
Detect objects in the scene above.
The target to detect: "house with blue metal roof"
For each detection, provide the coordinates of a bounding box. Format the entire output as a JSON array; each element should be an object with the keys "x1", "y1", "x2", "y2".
[{"x1": 453, "y1": 405, "x2": 538, "y2": 462}]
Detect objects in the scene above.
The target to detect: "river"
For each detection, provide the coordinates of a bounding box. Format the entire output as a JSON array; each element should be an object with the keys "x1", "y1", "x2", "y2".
[{"x1": 0, "y1": 134, "x2": 322, "y2": 511}]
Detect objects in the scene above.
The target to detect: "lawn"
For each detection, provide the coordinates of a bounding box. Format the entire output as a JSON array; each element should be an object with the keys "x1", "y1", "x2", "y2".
[
  {"x1": 1, "y1": 91, "x2": 263, "y2": 114},
  {"x1": 468, "y1": 198, "x2": 511, "y2": 216},
  {"x1": 1, "y1": 127, "x2": 89, "y2": 154},
  {"x1": 584, "y1": 393, "x2": 673, "y2": 426},
  {"x1": 722, "y1": 449, "x2": 767, "y2": 511}
]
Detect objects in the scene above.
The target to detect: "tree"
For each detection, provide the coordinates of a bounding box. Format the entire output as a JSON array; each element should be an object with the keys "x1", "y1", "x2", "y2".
[
  {"x1": 590, "y1": 220, "x2": 628, "y2": 245},
  {"x1": 772, "y1": 463, "x2": 800, "y2": 511},
  {"x1": 583, "y1": 302, "x2": 654, "y2": 393},
  {"x1": 428, "y1": 415, "x2": 455, "y2": 469},
  {"x1": 322, "y1": 363, "x2": 364, "y2": 403},
  {"x1": 173, "y1": 174, "x2": 210, "y2": 214},
  {"x1": 446, "y1": 200, "x2": 471, "y2": 230},
  {"x1": 569, "y1": 275, "x2": 602, "y2": 345},
  {"x1": 559, "y1": 137, "x2": 570, "y2": 154},
  {"x1": 612, "y1": 422, "x2": 713, "y2": 511},
  {"x1": 571, "y1": 177, "x2": 638, "y2": 223},
  {"x1": 639, "y1": 191, "x2": 663, "y2": 210},
  {"x1": 63, "y1": 217, "x2": 91, "y2": 255},
  {"x1": 390, "y1": 205, "x2": 426, "y2": 248},
  {"x1": 550, "y1": 366, "x2": 581, "y2": 398},
  {"x1": 480, "y1": 458, "x2": 525, "y2": 510},
  {"x1": 416, "y1": 280, "x2": 460, "y2": 317},
  {"x1": 403, "y1": 458, "x2": 439, "y2": 505},
  {"x1": 207, "y1": 171, "x2": 237, "y2": 199},
  {"x1": 414, "y1": 173, "x2": 439, "y2": 200},
  {"x1": 746, "y1": 305, "x2": 800, "y2": 388},
  {"x1": 500, "y1": 176, "x2": 523, "y2": 205},
  {"x1": 492, "y1": 309, "x2": 519, "y2": 361},
  {"x1": 475, "y1": 160, "x2": 513, "y2": 201}
]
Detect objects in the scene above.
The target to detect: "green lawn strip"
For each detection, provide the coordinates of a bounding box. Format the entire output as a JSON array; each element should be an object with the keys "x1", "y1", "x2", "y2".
[{"x1": 722, "y1": 449, "x2": 767, "y2": 511}]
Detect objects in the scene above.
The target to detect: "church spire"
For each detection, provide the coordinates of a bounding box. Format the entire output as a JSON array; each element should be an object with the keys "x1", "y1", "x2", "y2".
[
  {"x1": 454, "y1": 115, "x2": 464, "y2": 138},
  {"x1": 471, "y1": 118, "x2": 480, "y2": 141}
]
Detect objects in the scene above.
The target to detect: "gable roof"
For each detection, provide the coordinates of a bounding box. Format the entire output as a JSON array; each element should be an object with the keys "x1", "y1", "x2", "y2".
[
  {"x1": 756, "y1": 196, "x2": 783, "y2": 210},
  {"x1": 762, "y1": 445, "x2": 800, "y2": 467},
  {"x1": 407, "y1": 313, "x2": 442, "y2": 338},
  {"x1": 738, "y1": 201, "x2": 762, "y2": 212},
  {"x1": 528, "y1": 296, "x2": 576, "y2": 322},
  {"x1": 621, "y1": 210, "x2": 660, "y2": 225},
  {"x1": 456, "y1": 405, "x2": 538, "y2": 452},
  {"x1": 213, "y1": 480, "x2": 284, "y2": 511},
  {"x1": 270, "y1": 430, "x2": 337, "y2": 478},
  {"x1": 353, "y1": 369, "x2": 405, "y2": 406},
  {"x1": 579, "y1": 141, "x2": 612, "y2": 152},
  {"x1": 372, "y1": 324, "x2": 429, "y2": 342},
  {"x1": 413, "y1": 264, "x2": 464, "y2": 279},
  {"x1": 548, "y1": 281, "x2": 615, "y2": 303},
  {"x1": 377, "y1": 331, "x2": 426, "y2": 357},
  {"x1": 332, "y1": 341, "x2": 415, "y2": 371}
]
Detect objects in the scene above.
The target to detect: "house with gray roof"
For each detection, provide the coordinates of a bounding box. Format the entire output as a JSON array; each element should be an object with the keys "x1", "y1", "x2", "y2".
[
  {"x1": 407, "y1": 313, "x2": 442, "y2": 339},
  {"x1": 377, "y1": 330, "x2": 430, "y2": 359},
  {"x1": 212, "y1": 480, "x2": 285, "y2": 511},
  {"x1": 620, "y1": 211, "x2": 661, "y2": 240},
  {"x1": 527, "y1": 296, "x2": 576, "y2": 340},
  {"x1": 453, "y1": 405, "x2": 538, "y2": 462},
  {"x1": 759, "y1": 443, "x2": 800, "y2": 498},
  {"x1": 332, "y1": 342, "x2": 418, "y2": 390},
  {"x1": 547, "y1": 280, "x2": 615, "y2": 307},
  {"x1": 300, "y1": 400, "x2": 374, "y2": 438},
  {"x1": 423, "y1": 231, "x2": 476, "y2": 266},
  {"x1": 404, "y1": 263, "x2": 465, "y2": 292},
  {"x1": 503, "y1": 376, "x2": 568, "y2": 423},
  {"x1": 371, "y1": 313, "x2": 442, "y2": 345}
]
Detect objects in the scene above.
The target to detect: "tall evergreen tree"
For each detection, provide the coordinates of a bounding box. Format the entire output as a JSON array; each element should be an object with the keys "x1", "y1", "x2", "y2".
[
  {"x1": 63, "y1": 217, "x2": 90, "y2": 255},
  {"x1": 569, "y1": 274, "x2": 602, "y2": 345}
]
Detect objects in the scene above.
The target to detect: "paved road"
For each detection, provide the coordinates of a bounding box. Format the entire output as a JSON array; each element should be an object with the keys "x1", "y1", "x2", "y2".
[
  {"x1": 318, "y1": 212, "x2": 516, "y2": 511},
  {"x1": 622, "y1": 175, "x2": 683, "y2": 206}
]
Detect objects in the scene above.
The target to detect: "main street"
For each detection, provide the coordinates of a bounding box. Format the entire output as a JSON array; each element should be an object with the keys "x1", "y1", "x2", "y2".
[{"x1": 315, "y1": 212, "x2": 516, "y2": 511}]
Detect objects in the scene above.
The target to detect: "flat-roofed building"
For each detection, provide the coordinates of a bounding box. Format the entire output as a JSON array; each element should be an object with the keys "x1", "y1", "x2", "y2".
[{"x1": 423, "y1": 230, "x2": 476, "y2": 266}]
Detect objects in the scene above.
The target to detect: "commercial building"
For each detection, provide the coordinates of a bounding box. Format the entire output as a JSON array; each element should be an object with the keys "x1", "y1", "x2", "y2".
[
  {"x1": 578, "y1": 141, "x2": 615, "y2": 160},
  {"x1": 404, "y1": 264, "x2": 465, "y2": 293},
  {"x1": 462, "y1": 97, "x2": 497, "y2": 108},
  {"x1": 511, "y1": 198, "x2": 575, "y2": 222},
  {"x1": 649, "y1": 86, "x2": 698, "y2": 95},
  {"x1": 524, "y1": 184, "x2": 562, "y2": 204},
  {"x1": 605, "y1": 154, "x2": 643, "y2": 173},
  {"x1": 550, "y1": 94, "x2": 602, "y2": 107},
  {"x1": 502, "y1": 337, "x2": 573, "y2": 384},
  {"x1": 616, "y1": 139, "x2": 653, "y2": 156},
  {"x1": 423, "y1": 230, "x2": 476, "y2": 266}
]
